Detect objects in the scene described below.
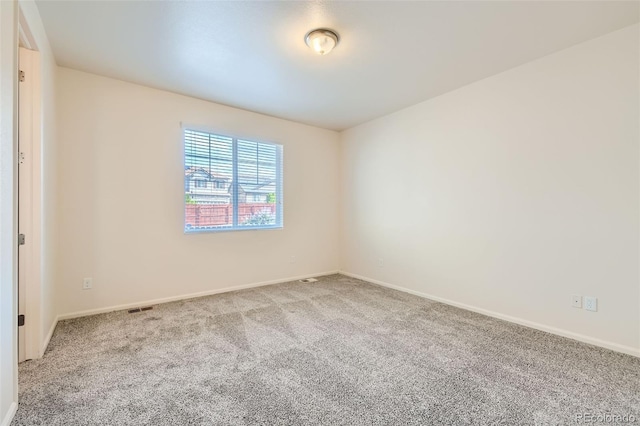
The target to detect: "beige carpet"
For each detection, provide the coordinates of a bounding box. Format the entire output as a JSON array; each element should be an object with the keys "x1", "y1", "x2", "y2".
[{"x1": 12, "y1": 274, "x2": 640, "y2": 425}]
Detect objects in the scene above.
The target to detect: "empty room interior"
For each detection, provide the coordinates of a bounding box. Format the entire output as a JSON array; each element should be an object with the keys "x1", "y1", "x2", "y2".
[{"x1": 1, "y1": 0, "x2": 639, "y2": 425}]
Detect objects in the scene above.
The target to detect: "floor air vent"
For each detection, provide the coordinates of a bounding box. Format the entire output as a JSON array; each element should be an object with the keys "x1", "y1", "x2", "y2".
[
  {"x1": 128, "y1": 306, "x2": 153, "y2": 314},
  {"x1": 299, "y1": 278, "x2": 318, "y2": 283}
]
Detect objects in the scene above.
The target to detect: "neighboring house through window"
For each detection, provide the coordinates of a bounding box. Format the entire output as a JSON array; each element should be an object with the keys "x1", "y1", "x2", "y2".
[{"x1": 184, "y1": 128, "x2": 283, "y2": 232}]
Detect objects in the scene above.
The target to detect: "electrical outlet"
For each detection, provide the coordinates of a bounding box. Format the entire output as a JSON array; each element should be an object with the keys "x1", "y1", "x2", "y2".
[
  {"x1": 584, "y1": 296, "x2": 597, "y2": 312},
  {"x1": 377, "y1": 258, "x2": 384, "y2": 267},
  {"x1": 290, "y1": 256, "x2": 296, "y2": 264},
  {"x1": 83, "y1": 277, "x2": 93, "y2": 290},
  {"x1": 571, "y1": 295, "x2": 582, "y2": 308}
]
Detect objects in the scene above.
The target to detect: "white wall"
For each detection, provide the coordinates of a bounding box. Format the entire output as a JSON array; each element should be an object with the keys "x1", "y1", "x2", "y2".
[
  {"x1": 56, "y1": 68, "x2": 340, "y2": 316},
  {"x1": 341, "y1": 24, "x2": 640, "y2": 355},
  {"x1": 19, "y1": 0, "x2": 59, "y2": 358},
  {"x1": 0, "y1": 0, "x2": 18, "y2": 424}
]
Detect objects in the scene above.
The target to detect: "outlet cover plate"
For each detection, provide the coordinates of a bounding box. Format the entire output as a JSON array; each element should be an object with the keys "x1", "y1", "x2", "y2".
[
  {"x1": 584, "y1": 296, "x2": 597, "y2": 312},
  {"x1": 83, "y1": 277, "x2": 93, "y2": 290}
]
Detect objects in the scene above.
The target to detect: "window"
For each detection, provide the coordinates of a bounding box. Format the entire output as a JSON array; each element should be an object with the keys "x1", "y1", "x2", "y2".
[{"x1": 184, "y1": 129, "x2": 283, "y2": 232}]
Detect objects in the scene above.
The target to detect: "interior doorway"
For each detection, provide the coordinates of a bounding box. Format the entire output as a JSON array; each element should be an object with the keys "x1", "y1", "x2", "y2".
[
  {"x1": 17, "y1": 40, "x2": 42, "y2": 363},
  {"x1": 18, "y1": 47, "x2": 30, "y2": 363}
]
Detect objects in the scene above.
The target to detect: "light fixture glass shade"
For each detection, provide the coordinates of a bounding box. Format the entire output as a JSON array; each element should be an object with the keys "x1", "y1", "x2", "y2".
[{"x1": 305, "y1": 29, "x2": 339, "y2": 55}]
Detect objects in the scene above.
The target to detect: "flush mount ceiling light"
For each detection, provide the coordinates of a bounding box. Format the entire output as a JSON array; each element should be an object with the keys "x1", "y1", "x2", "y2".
[{"x1": 305, "y1": 28, "x2": 340, "y2": 55}]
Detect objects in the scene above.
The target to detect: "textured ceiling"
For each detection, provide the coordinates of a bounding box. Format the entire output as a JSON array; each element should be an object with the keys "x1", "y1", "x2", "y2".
[{"x1": 36, "y1": 1, "x2": 639, "y2": 130}]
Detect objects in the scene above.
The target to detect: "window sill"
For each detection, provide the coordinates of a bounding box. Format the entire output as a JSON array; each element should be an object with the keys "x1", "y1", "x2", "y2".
[{"x1": 184, "y1": 225, "x2": 283, "y2": 234}]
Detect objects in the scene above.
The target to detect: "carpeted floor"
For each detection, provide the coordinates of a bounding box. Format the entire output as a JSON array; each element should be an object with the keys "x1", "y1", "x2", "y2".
[{"x1": 12, "y1": 274, "x2": 640, "y2": 425}]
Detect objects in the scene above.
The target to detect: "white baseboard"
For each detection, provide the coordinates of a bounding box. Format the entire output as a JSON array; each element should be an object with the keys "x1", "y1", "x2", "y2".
[
  {"x1": 58, "y1": 271, "x2": 339, "y2": 321},
  {"x1": 40, "y1": 316, "x2": 59, "y2": 357},
  {"x1": 0, "y1": 402, "x2": 17, "y2": 426},
  {"x1": 340, "y1": 271, "x2": 640, "y2": 358}
]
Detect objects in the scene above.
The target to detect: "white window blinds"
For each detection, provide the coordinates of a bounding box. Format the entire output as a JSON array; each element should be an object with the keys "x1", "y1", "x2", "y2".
[{"x1": 184, "y1": 129, "x2": 283, "y2": 232}]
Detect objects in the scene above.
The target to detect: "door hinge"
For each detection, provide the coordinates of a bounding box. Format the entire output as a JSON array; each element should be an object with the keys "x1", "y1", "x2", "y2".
[
  {"x1": 18, "y1": 315, "x2": 25, "y2": 327},
  {"x1": 19, "y1": 70, "x2": 25, "y2": 82},
  {"x1": 18, "y1": 234, "x2": 25, "y2": 245},
  {"x1": 18, "y1": 152, "x2": 25, "y2": 165}
]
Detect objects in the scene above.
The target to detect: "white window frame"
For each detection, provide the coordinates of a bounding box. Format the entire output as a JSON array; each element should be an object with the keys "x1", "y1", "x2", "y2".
[{"x1": 183, "y1": 126, "x2": 283, "y2": 233}]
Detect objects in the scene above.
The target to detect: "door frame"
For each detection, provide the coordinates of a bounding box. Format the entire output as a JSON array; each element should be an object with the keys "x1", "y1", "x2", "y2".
[{"x1": 0, "y1": 0, "x2": 20, "y2": 421}]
